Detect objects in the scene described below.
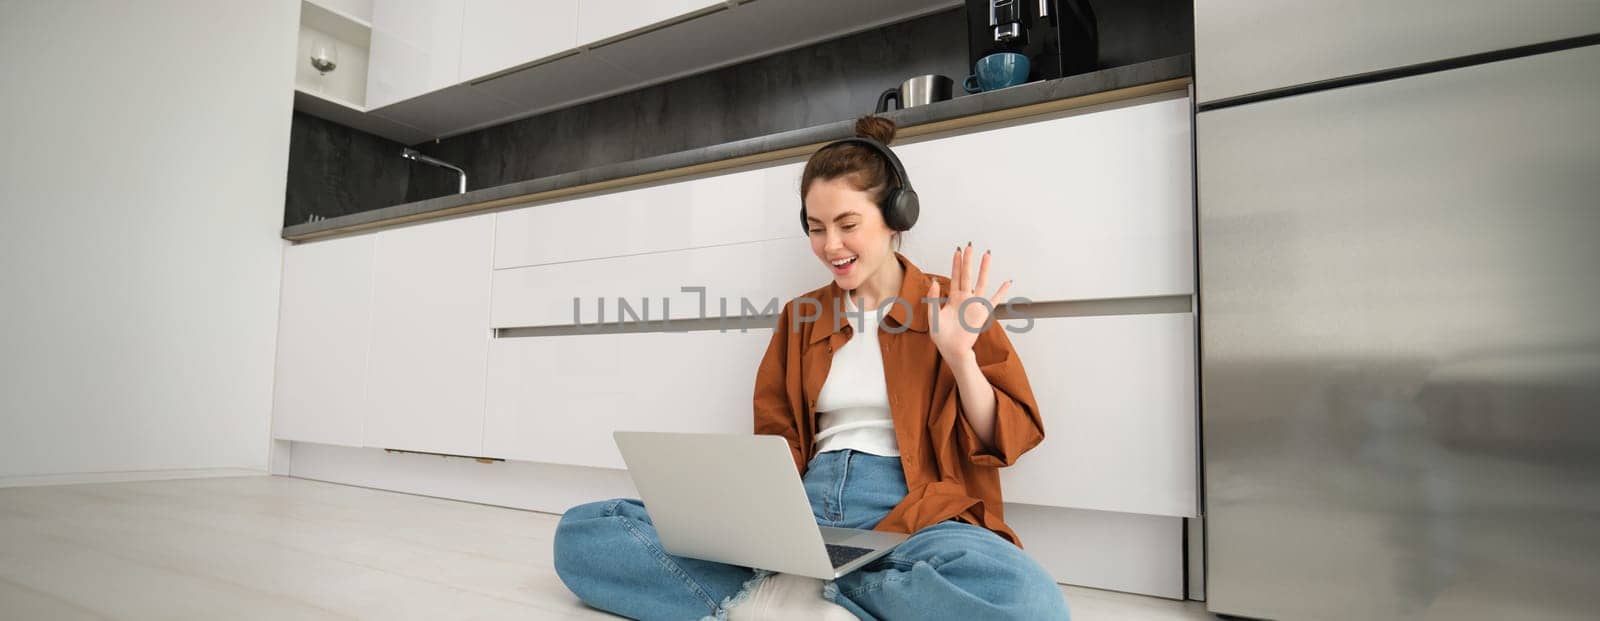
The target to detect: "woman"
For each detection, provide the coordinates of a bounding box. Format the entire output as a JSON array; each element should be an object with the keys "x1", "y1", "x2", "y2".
[{"x1": 554, "y1": 116, "x2": 1067, "y2": 621}]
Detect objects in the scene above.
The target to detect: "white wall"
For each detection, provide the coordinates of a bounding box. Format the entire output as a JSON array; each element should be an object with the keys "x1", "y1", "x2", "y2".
[{"x1": 0, "y1": 0, "x2": 297, "y2": 481}]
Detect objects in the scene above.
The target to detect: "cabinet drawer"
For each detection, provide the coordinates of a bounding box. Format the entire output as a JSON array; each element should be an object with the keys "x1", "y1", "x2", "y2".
[
  {"x1": 493, "y1": 161, "x2": 802, "y2": 270},
  {"x1": 491, "y1": 236, "x2": 820, "y2": 329},
  {"x1": 483, "y1": 310, "x2": 1198, "y2": 518},
  {"x1": 482, "y1": 329, "x2": 770, "y2": 467},
  {"x1": 1001, "y1": 313, "x2": 1198, "y2": 517},
  {"x1": 894, "y1": 95, "x2": 1195, "y2": 303},
  {"x1": 493, "y1": 96, "x2": 1190, "y2": 305}
]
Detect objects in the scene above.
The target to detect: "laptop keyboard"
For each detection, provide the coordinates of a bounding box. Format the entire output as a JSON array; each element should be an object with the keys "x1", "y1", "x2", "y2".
[{"x1": 825, "y1": 543, "x2": 875, "y2": 568}]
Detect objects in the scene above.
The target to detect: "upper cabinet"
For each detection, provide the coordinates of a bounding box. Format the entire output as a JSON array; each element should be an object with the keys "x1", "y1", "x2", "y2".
[
  {"x1": 575, "y1": 0, "x2": 724, "y2": 45},
  {"x1": 459, "y1": 0, "x2": 580, "y2": 83},
  {"x1": 298, "y1": 0, "x2": 956, "y2": 142},
  {"x1": 314, "y1": 0, "x2": 374, "y2": 21},
  {"x1": 366, "y1": 0, "x2": 466, "y2": 109},
  {"x1": 1194, "y1": 0, "x2": 1600, "y2": 104}
]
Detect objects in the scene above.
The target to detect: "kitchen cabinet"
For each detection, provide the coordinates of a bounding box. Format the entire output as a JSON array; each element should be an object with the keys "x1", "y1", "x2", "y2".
[
  {"x1": 295, "y1": 0, "x2": 373, "y2": 108},
  {"x1": 351, "y1": 0, "x2": 952, "y2": 139},
  {"x1": 482, "y1": 329, "x2": 769, "y2": 467},
  {"x1": 583, "y1": 0, "x2": 953, "y2": 104},
  {"x1": 1001, "y1": 313, "x2": 1198, "y2": 517},
  {"x1": 488, "y1": 94, "x2": 1192, "y2": 330},
  {"x1": 493, "y1": 182, "x2": 697, "y2": 270},
  {"x1": 1195, "y1": 0, "x2": 1600, "y2": 103},
  {"x1": 459, "y1": 0, "x2": 579, "y2": 82},
  {"x1": 313, "y1": 0, "x2": 373, "y2": 21},
  {"x1": 366, "y1": 0, "x2": 719, "y2": 113},
  {"x1": 492, "y1": 161, "x2": 800, "y2": 270},
  {"x1": 481, "y1": 94, "x2": 1198, "y2": 517},
  {"x1": 893, "y1": 93, "x2": 1194, "y2": 302},
  {"x1": 366, "y1": 0, "x2": 465, "y2": 109},
  {"x1": 272, "y1": 89, "x2": 1200, "y2": 597},
  {"x1": 364, "y1": 214, "x2": 495, "y2": 456},
  {"x1": 1005, "y1": 503, "x2": 1185, "y2": 598},
  {"x1": 483, "y1": 310, "x2": 1198, "y2": 519},
  {"x1": 491, "y1": 236, "x2": 814, "y2": 329},
  {"x1": 575, "y1": 0, "x2": 723, "y2": 45},
  {"x1": 293, "y1": 0, "x2": 435, "y2": 144},
  {"x1": 271, "y1": 233, "x2": 376, "y2": 448}
]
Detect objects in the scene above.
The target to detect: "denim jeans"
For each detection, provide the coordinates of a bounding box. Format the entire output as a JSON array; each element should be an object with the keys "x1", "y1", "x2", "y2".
[{"x1": 553, "y1": 449, "x2": 1070, "y2": 621}]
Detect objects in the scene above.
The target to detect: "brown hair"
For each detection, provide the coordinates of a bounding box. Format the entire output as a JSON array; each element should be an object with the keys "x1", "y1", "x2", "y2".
[{"x1": 800, "y1": 116, "x2": 906, "y2": 248}]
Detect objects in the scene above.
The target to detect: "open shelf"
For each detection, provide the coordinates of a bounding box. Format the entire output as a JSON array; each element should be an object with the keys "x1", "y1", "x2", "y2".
[
  {"x1": 291, "y1": 0, "x2": 428, "y2": 143},
  {"x1": 294, "y1": 0, "x2": 370, "y2": 108}
]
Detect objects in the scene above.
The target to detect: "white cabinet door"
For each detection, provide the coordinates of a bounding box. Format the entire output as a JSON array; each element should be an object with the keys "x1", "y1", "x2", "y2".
[
  {"x1": 1195, "y1": 0, "x2": 1600, "y2": 103},
  {"x1": 492, "y1": 161, "x2": 800, "y2": 270},
  {"x1": 490, "y1": 236, "x2": 818, "y2": 329},
  {"x1": 367, "y1": 0, "x2": 465, "y2": 109},
  {"x1": 459, "y1": 0, "x2": 579, "y2": 82},
  {"x1": 493, "y1": 181, "x2": 696, "y2": 270},
  {"x1": 575, "y1": 0, "x2": 723, "y2": 45},
  {"x1": 894, "y1": 94, "x2": 1195, "y2": 303},
  {"x1": 1000, "y1": 314, "x2": 1198, "y2": 517},
  {"x1": 482, "y1": 329, "x2": 769, "y2": 467},
  {"x1": 271, "y1": 234, "x2": 376, "y2": 447},
  {"x1": 312, "y1": 0, "x2": 374, "y2": 22},
  {"x1": 365, "y1": 215, "x2": 495, "y2": 456}
]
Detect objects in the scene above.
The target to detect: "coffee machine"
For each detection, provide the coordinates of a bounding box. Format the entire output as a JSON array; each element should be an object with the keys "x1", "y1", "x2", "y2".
[{"x1": 966, "y1": 0, "x2": 1097, "y2": 83}]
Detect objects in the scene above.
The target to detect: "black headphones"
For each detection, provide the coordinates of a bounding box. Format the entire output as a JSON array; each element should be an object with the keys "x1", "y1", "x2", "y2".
[{"x1": 800, "y1": 137, "x2": 920, "y2": 233}]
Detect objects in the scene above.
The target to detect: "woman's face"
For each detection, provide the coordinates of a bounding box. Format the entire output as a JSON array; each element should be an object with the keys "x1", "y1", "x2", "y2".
[{"x1": 804, "y1": 176, "x2": 895, "y2": 291}]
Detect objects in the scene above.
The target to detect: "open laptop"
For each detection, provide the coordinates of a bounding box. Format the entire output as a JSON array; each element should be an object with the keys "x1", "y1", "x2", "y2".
[{"x1": 612, "y1": 431, "x2": 909, "y2": 579}]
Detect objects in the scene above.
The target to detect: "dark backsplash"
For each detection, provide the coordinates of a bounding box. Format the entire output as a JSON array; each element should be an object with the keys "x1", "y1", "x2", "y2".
[
  {"x1": 284, "y1": 112, "x2": 412, "y2": 225},
  {"x1": 284, "y1": 1, "x2": 1191, "y2": 227}
]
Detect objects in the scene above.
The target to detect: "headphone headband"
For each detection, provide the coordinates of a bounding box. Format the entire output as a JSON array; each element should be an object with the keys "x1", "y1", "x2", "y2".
[
  {"x1": 829, "y1": 137, "x2": 913, "y2": 193},
  {"x1": 800, "y1": 136, "x2": 921, "y2": 233}
]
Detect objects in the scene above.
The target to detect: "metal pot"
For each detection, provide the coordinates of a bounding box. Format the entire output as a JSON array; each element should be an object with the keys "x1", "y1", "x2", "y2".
[{"x1": 876, "y1": 74, "x2": 954, "y2": 112}]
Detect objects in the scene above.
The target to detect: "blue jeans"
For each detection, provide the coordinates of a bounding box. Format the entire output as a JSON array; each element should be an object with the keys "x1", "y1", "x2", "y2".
[{"x1": 553, "y1": 449, "x2": 1070, "y2": 620}]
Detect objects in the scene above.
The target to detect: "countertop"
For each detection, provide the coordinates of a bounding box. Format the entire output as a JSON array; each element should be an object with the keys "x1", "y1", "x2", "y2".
[{"x1": 284, "y1": 54, "x2": 1192, "y2": 242}]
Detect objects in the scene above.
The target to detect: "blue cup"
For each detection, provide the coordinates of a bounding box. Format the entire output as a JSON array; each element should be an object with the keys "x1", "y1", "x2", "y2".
[{"x1": 963, "y1": 52, "x2": 1030, "y2": 93}]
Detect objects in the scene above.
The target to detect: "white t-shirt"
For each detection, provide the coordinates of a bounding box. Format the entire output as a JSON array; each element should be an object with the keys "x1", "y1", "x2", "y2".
[{"x1": 813, "y1": 291, "x2": 899, "y2": 457}]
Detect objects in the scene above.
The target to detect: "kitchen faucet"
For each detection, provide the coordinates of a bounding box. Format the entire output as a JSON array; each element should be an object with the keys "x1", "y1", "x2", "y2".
[{"x1": 401, "y1": 148, "x2": 467, "y2": 194}]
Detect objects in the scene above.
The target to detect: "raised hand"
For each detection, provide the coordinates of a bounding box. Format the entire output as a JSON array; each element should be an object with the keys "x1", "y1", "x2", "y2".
[{"x1": 926, "y1": 242, "x2": 1012, "y2": 360}]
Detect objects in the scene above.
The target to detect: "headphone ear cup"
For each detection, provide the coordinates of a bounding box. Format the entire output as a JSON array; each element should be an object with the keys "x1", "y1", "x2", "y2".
[
  {"x1": 799, "y1": 205, "x2": 809, "y2": 233},
  {"x1": 881, "y1": 188, "x2": 920, "y2": 231}
]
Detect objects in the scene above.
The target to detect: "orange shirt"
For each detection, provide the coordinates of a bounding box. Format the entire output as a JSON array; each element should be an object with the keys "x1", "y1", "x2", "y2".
[{"x1": 752, "y1": 252, "x2": 1046, "y2": 548}]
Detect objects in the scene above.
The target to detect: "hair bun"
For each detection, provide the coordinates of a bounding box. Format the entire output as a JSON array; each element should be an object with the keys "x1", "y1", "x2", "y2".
[{"x1": 854, "y1": 115, "x2": 897, "y2": 146}]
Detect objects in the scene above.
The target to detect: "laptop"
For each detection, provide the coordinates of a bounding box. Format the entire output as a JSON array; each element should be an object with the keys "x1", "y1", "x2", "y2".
[{"x1": 612, "y1": 431, "x2": 909, "y2": 580}]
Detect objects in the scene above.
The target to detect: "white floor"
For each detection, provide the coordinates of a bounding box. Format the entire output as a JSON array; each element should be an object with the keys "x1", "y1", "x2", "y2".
[{"x1": 0, "y1": 475, "x2": 1215, "y2": 620}]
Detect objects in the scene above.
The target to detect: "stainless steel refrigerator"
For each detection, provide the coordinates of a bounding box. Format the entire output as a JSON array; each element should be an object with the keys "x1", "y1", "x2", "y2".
[{"x1": 1194, "y1": 5, "x2": 1600, "y2": 619}]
